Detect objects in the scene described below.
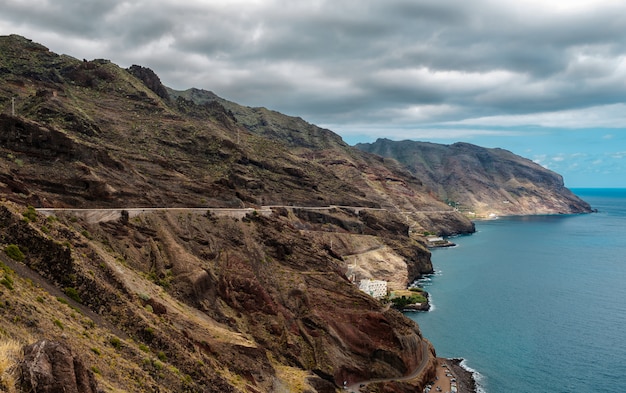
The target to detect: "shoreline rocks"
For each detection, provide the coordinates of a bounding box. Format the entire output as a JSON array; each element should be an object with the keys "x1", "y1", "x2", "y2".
[
  {"x1": 401, "y1": 302, "x2": 430, "y2": 312},
  {"x1": 448, "y1": 358, "x2": 478, "y2": 393}
]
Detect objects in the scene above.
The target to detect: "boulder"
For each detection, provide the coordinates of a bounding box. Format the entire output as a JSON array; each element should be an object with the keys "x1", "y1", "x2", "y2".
[{"x1": 19, "y1": 340, "x2": 98, "y2": 393}]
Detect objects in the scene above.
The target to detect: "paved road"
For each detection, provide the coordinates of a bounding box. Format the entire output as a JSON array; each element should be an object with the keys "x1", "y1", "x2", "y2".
[
  {"x1": 36, "y1": 205, "x2": 456, "y2": 224},
  {"x1": 36, "y1": 207, "x2": 273, "y2": 223},
  {"x1": 345, "y1": 339, "x2": 431, "y2": 392}
]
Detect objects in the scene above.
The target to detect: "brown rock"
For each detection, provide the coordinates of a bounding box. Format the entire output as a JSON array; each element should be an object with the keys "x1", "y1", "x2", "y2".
[
  {"x1": 19, "y1": 340, "x2": 98, "y2": 393},
  {"x1": 356, "y1": 138, "x2": 593, "y2": 217}
]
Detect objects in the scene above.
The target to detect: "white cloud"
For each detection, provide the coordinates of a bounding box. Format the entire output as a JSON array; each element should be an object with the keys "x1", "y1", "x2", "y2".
[
  {"x1": 444, "y1": 104, "x2": 626, "y2": 129},
  {"x1": 3, "y1": 0, "x2": 626, "y2": 154},
  {"x1": 331, "y1": 126, "x2": 524, "y2": 141}
]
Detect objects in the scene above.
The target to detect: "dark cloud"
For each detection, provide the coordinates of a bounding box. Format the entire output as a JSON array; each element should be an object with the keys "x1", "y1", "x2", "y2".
[
  {"x1": 2, "y1": 1, "x2": 120, "y2": 37},
  {"x1": 2, "y1": 0, "x2": 626, "y2": 141}
]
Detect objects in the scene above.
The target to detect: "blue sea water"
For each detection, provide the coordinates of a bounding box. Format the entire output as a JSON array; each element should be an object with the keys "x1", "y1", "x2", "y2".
[{"x1": 408, "y1": 188, "x2": 626, "y2": 393}]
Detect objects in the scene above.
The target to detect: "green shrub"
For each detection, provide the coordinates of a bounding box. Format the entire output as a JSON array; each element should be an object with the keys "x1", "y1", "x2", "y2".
[
  {"x1": 0, "y1": 276, "x2": 13, "y2": 290},
  {"x1": 143, "y1": 327, "x2": 154, "y2": 340},
  {"x1": 4, "y1": 244, "x2": 24, "y2": 262},
  {"x1": 63, "y1": 287, "x2": 82, "y2": 303},
  {"x1": 22, "y1": 206, "x2": 37, "y2": 222},
  {"x1": 391, "y1": 294, "x2": 428, "y2": 308},
  {"x1": 91, "y1": 347, "x2": 101, "y2": 356},
  {"x1": 109, "y1": 336, "x2": 122, "y2": 349},
  {"x1": 53, "y1": 319, "x2": 64, "y2": 330}
]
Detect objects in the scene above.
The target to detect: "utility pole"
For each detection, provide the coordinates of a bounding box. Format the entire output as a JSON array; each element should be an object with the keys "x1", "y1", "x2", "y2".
[{"x1": 11, "y1": 97, "x2": 15, "y2": 116}]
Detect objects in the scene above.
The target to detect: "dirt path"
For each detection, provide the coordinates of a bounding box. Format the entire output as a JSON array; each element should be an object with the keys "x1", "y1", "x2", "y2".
[{"x1": 0, "y1": 252, "x2": 130, "y2": 340}]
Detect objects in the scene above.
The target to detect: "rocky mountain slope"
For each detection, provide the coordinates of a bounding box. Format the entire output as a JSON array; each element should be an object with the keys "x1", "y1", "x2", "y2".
[
  {"x1": 0, "y1": 34, "x2": 483, "y2": 392},
  {"x1": 0, "y1": 34, "x2": 591, "y2": 392},
  {"x1": 356, "y1": 138, "x2": 592, "y2": 217}
]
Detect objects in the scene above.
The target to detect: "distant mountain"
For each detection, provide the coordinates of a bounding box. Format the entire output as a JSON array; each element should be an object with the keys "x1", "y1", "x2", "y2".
[{"x1": 356, "y1": 138, "x2": 592, "y2": 217}]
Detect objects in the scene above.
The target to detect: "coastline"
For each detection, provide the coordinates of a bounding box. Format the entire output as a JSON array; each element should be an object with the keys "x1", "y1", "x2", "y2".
[
  {"x1": 449, "y1": 358, "x2": 479, "y2": 393},
  {"x1": 428, "y1": 358, "x2": 478, "y2": 393}
]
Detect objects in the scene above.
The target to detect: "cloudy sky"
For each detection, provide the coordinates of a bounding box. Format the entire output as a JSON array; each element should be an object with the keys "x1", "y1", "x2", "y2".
[{"x1": 2, "y1": 0, "x2": 626, "y2": 187}]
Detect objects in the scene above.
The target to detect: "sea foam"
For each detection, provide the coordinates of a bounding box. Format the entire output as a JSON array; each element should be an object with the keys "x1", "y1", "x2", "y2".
[{"x1": 459, "y1": 358, "x2": 487, "y2": 393}]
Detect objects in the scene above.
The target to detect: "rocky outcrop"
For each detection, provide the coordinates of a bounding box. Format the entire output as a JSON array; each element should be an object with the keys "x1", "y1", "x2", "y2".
[
  {"x1": 127, "y1": 64, "x2": 170, "y2": 100},
  {"x1": 19, "y1": 340, "x2": 98, "y2": 393}
]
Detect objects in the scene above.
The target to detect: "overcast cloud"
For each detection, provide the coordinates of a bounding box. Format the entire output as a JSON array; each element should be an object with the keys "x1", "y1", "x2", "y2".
[{"x1": 2, "y1": 0, "x2": 626, "y2": 186}]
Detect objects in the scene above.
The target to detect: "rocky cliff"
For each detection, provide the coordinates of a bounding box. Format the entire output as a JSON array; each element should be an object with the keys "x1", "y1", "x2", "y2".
[
  {"x1": 356, "y1": 138, "x2": 592, "y2": 217},
  {"x1": 0, "y1": 34, "x2": 461, "y2": 392}
]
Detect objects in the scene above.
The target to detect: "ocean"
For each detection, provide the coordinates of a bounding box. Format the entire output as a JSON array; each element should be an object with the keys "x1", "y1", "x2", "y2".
[{"x1": 408, "y1": 188, "x2": 626, "y2": 393}]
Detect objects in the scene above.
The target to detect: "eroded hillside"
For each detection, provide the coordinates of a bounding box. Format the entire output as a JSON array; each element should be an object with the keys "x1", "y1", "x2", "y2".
[
  {"x1": 1, "y1": 34, "x2": 582, "y2": 393},
  {"x1": 0, "y1": 200, "x2": 438, "y2": 392}
]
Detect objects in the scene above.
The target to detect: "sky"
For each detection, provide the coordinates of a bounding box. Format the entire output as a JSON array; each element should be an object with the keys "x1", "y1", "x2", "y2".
[{"x1": 2, "y1": 0, "x2": 626, "y2": 188}]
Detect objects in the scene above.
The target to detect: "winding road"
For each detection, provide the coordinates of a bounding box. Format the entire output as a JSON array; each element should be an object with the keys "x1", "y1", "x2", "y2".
[{"x1": 345, "y1": 339, "x2": 431, "y2": 392}]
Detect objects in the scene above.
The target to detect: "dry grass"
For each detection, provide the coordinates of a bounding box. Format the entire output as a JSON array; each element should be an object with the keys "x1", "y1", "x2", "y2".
[
  {"x1": 272, "y1": 363, "x2": 315, "y2": 393},
  {"x1": 0, "y1": 337, "x2": 23, "y2": 393}
]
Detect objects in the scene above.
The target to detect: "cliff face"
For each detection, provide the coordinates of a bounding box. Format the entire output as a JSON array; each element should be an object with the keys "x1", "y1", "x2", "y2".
[
  {"x1": 356, "y1": 138, "x2": 592, "y2": 217},
  {"x1": 0, "y1": 35, "x2": 452, "y2": 392}
]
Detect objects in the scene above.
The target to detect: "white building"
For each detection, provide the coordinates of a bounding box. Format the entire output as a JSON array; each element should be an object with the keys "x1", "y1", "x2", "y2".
[{"x1": 359, "y1": 279, "x2": 388, "y2": 299}]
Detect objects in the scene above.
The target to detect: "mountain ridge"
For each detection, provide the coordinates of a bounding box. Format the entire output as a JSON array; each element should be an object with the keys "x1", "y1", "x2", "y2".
[{"x1": 356, "y1": 138, "x2": 592, "y2": 217}]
